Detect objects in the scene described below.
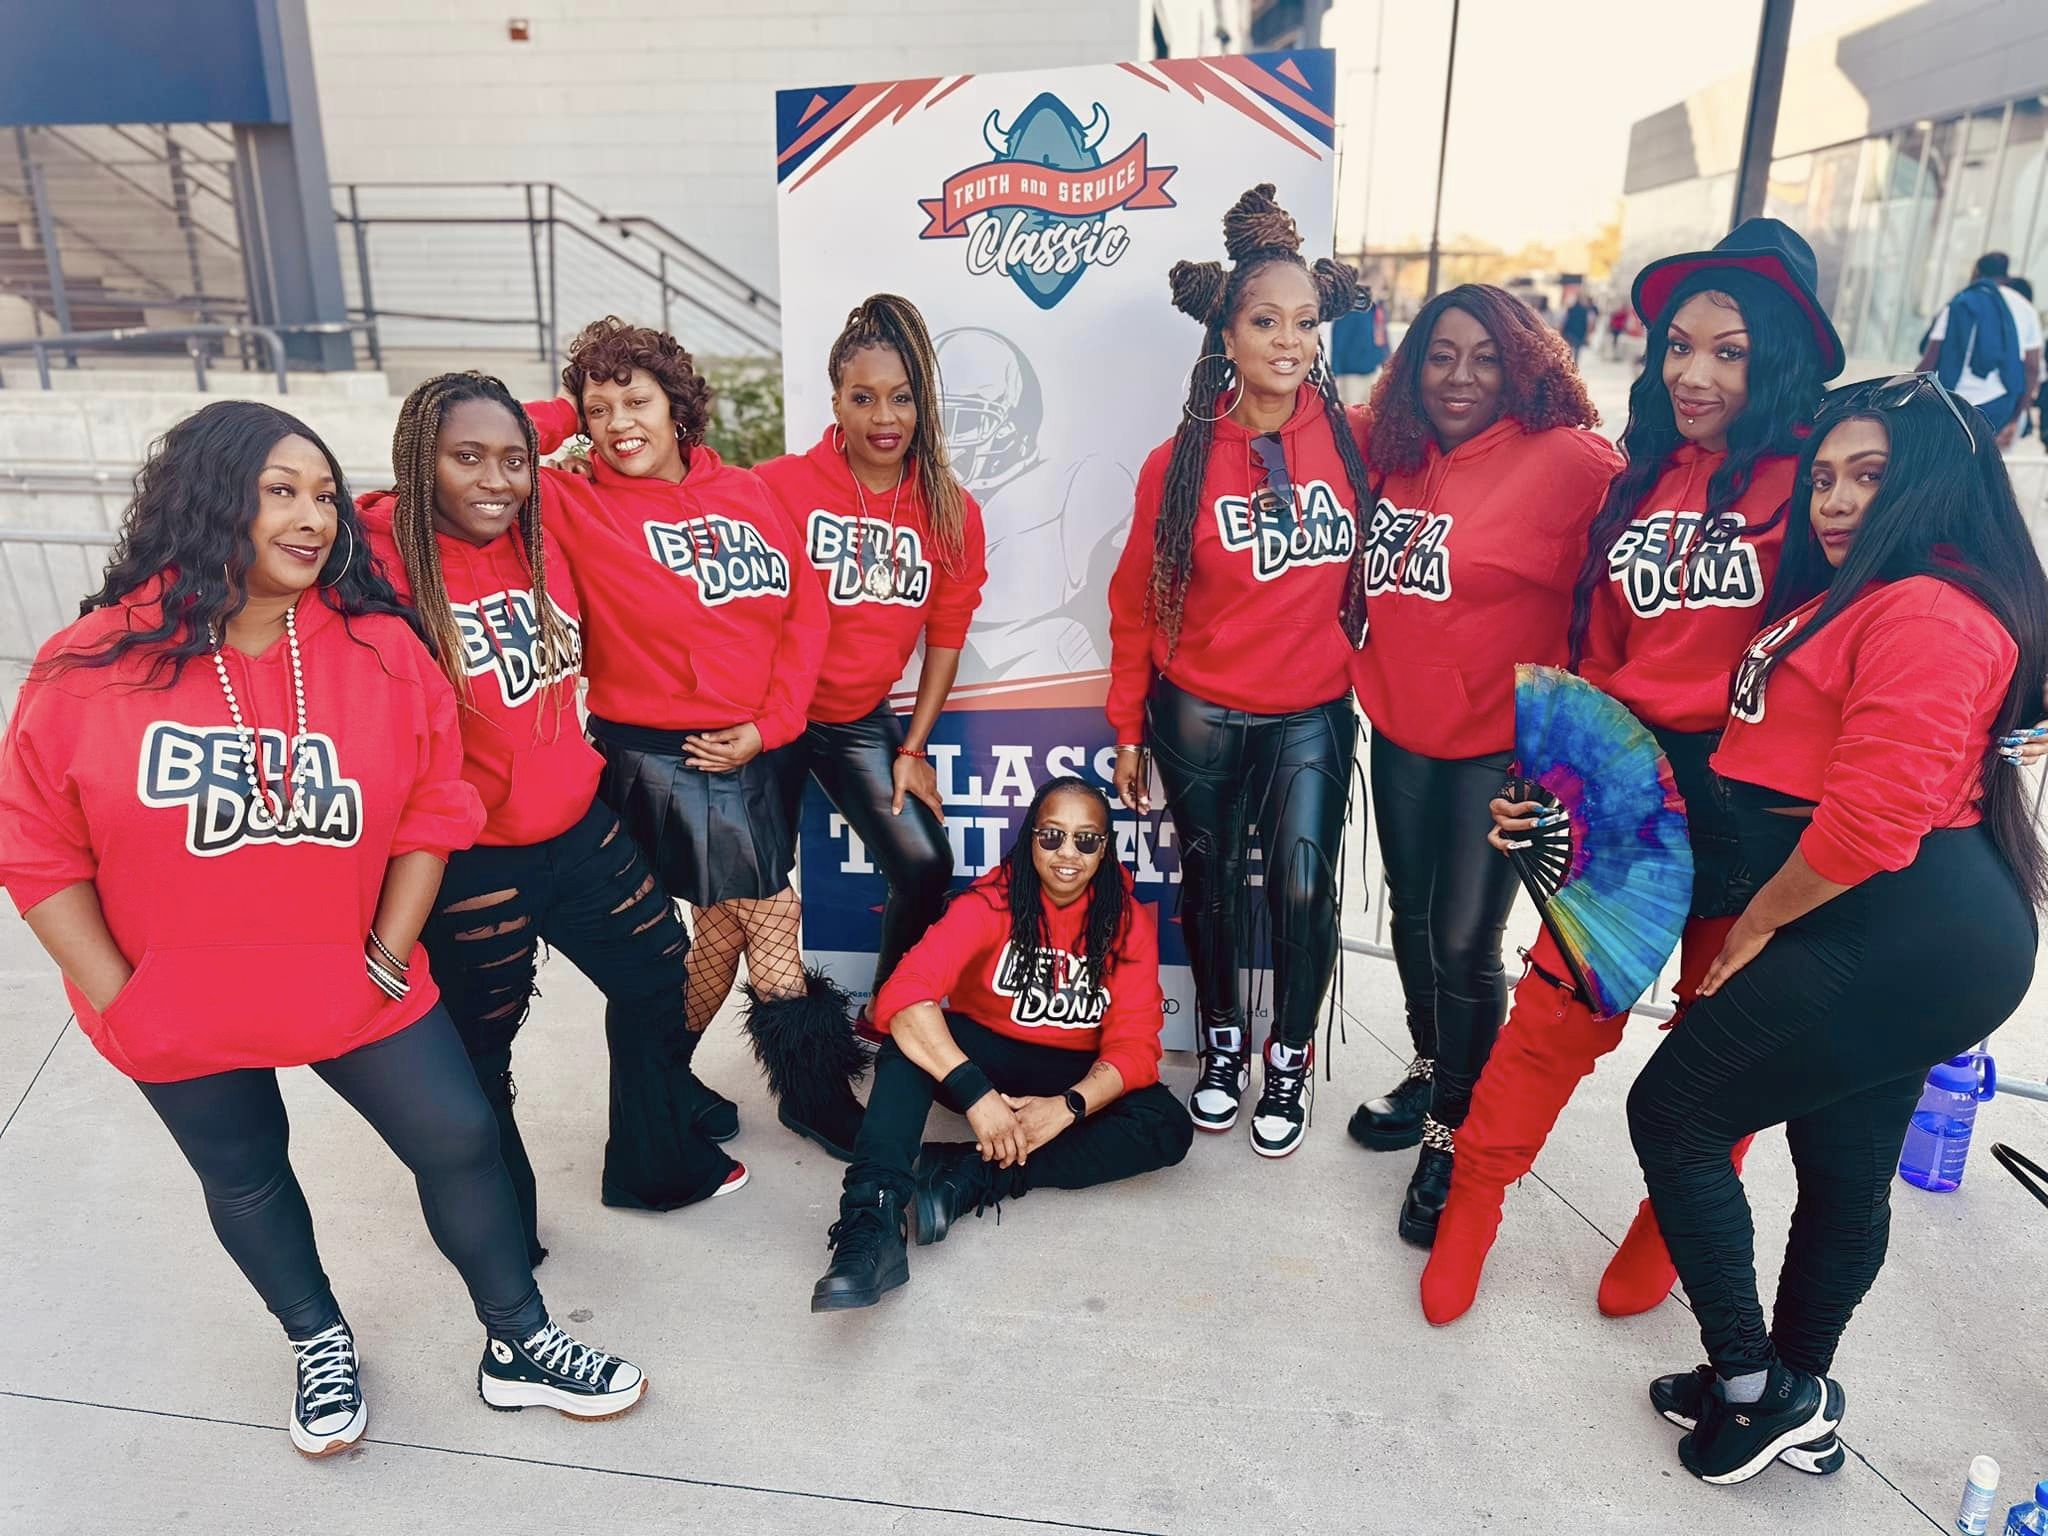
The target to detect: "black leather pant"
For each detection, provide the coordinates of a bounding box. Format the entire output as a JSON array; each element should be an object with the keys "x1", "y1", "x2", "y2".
[
  {"x1": 778, "y1": 701, "x2": 954, "y2": 995},
  {"x1": 1369, "y1": 733, "x2": 1521, "y2": 1129},
  {"x1": 1146, "y1": 675, "x2": 1357, "y2": 1050}
]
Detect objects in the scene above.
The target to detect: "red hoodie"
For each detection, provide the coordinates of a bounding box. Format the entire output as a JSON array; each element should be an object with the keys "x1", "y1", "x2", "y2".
[
  {"x1": 753, "y1": 428, "x2": 989, "y2": 722},
  {"x1": 1349, "y1": 417, "x2": 1620, "y2": 759},
  {"x1": 1578, "y1": 447, "x2": 1797, "y2": 733},
  {"x1": 358, "y1": 494, "x2": 601, "y2": 847},
  {"x1": 1106, "y1": 388, "x2": 1362, "y2": 740},
  {"x1": 1714, "y1": 576, "x2": 2016, "y2": 887},
  {"x1": 0, "y1": 588, "x2": 484, "y2": 1082},
  {"x1": 526, "y1": 398, "x2": 827, "y2": 748},
  {"x1": 871, "y1": 868, "x2": 1164, "y2": 1091}
]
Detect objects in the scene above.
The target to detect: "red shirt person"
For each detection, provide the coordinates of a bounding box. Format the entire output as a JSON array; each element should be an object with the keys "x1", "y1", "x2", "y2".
[
  {"x1": 1106, "y1": 183, "x2": 1374, "y2": 1162},
  {"x1": 755, "y1": 296, "x2": 989, "y2": 1015},
  {"x1": 809, "y1": 777, "x2": 1192, "y2": 1313},
  {"x1": 522, "y1": 317, "x2": 861, "y2": 1161},
  {"x1": 0, "y1": 400, "x2": 645, "y2": 1454}
]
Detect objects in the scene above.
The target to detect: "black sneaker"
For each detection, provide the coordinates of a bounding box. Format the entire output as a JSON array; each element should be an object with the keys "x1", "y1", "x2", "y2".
[
  {"x1": 1678, "y1": 1365, "x2": 1844, "y2": 1486},
  {"x1": 1348, "y1": 1057, "x2": 1434, "y2": 1150},
  {"x1": 477, "y1": 1322, "x2": 647, "y2": 1420},
  {"x1": 1397, "y1": 1119, "x2": 1455, "y2": 1248},
  {"x1": 913, "y1": 1143, "x2": 1023, "y2": 1245},
  {"x1": 288, "y1": 1320, "x2": 366, "y2": 1458},
  {"x1": 810, "y1": 1185, "x2": 909, "y2": 1312},
  {"x1": 690, "y1": 1080, "x2": 740, "y2": 1143},
  {"x1": 1250, "y1": 1039, "x2": 1313, "y2": 1158},
  {"x1": 1188, "y1": 1023, "x2": 1250, "y2": 1132},
  {"x1": 1652, "y1": 1365, "x2": 1843, "y2": 1475}
]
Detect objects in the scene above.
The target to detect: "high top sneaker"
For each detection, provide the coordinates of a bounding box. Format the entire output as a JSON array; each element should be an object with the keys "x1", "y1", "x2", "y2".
[
  {"x1": 1189, "y1": 1022, "x2": 1251, "y2": 1133},
  {"x1": 288, "y1": 1319, "x2": 366, "y2": 1458},
  {"x1": 913, "y1": 1142, "x2": 1027, "y2": 1245},
  {"x1": 1651, "y1": 1365, "x2": 1844, "y2": 1475},
  {"x1": 810, "y1": 1183, "x2": 910, "y2": 1311},
  {"x1": 1397, "y1": 1118, "x2": 1456, "y2": 1248},
  {"x1": 1348, "y1": 1056, "x2": 1434, "y2": 1150},
  {"x1": 1249, "y1": 1038, "x2": 1312, "y2": 1158},
  {"x1": 478, "y1": 1322, "x2": 647, "y2": 1420}
]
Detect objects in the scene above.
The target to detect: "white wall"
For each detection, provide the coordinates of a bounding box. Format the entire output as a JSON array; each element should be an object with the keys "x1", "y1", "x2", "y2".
[{"x1": 304, "y1": 0, "x2": 1170, "y2": 300}]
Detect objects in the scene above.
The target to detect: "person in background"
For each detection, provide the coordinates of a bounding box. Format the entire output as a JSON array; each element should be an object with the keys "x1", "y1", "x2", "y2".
[
  {"x1": 1331, "y1": 290, "x2": 1391, "y2": 406},
  {"x1": 1607, "y1": 303, "x2": 1634, "y2": 360},
  {"x1": 809, "y1": 776, "x2": 1192, "y2": 1311},
  {"x1": 2009, "y1": 276, "x2": 2041, "y2": 441},
  {"x1": 1561, "y1": 292, "x2": 1599, "y2": 367},
  {"x1": 1630, "y1": 376, "x2": 2046, "y2": 1486},
  {"x1": 362, "y1": 373, "x2": 745, "y2": 1267},
  {"x1": 1918, "y1": 251, "x2": 2042, "y2": 448},
  {"x1": 0, "y1": 401, "x2": 646, "y2": 1459}
]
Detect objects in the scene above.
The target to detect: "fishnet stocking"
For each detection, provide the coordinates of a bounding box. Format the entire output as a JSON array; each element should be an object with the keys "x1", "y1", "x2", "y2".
[
  {"x1": 684, "y1": 903, "x2": 747, "y2": 1033},
  {"x1": 683, "y1": 888, "x2": 808, "y2": 1029}
]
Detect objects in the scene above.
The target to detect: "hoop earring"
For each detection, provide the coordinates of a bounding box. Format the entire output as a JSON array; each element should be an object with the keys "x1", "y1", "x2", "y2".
[
  {"x1": 322, "y1": 521, "x2": 356, "y2": 587},
  {"x1": 1184, "y1": 354, "x2": 1242, "y2": 424},
  {"x1": 830, "y1": 423, "x2": 848, "y2": 454}
]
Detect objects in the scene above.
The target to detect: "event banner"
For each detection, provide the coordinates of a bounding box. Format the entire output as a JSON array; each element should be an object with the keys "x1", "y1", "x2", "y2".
[{"x1": 774, "y1": 52, "x2": 1338, "y2": 1047}]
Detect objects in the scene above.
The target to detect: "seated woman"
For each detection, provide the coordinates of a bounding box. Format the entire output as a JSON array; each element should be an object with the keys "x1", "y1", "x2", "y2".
[{"x1": 811, "y1": 776, "x2": 1194, "y2": 1311}]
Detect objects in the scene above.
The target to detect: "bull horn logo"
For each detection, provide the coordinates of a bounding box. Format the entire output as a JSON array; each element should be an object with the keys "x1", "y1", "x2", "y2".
[
  {"x1": 983, "y1": 110, "x2": 1014, "y2": 158},
  {"x1": 1078, "y1": 102, "x2": 1109, "y2": 151}
]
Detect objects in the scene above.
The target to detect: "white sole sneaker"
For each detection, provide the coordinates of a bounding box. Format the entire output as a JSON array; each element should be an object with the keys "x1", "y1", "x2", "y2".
[
  {"x1": 1249, "y1": 1121, "x2": 1306, "y2": 1158},
  {"x1": 291, "y1": 1399, "x2": 367, "y2": 1458},
  {"x1": 478, "y1": 1367, "x2": 648, "y2": 1421},
  {"x1": 1189, "y1": 1100, "x2": 1241, "y2": 1133}
]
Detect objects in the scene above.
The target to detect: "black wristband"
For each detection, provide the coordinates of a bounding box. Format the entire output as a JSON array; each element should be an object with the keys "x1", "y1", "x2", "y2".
[{"x1": 942, "y1": 1061, "x2": 995, "y2": 1111}]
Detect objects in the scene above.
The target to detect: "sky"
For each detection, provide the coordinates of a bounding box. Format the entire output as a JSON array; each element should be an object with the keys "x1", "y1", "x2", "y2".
[{"x1": 1325, "y1": 0, "x2": 1920, "y2": 253}]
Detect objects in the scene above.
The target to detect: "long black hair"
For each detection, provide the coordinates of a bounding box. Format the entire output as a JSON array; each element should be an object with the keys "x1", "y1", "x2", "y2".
[
  {"x1": 1566, "y1": 268, "x2": 1825, "y2": 669},
  {"x1": 1001, "y1": 775, "x2": 1130, "y2": 980},
  {"x1": 46, "y1": 400, "x2": 418, "y2": 684},
  {"x1": 1758, "y1": 385, "x2": 2048, "y2": 907}
]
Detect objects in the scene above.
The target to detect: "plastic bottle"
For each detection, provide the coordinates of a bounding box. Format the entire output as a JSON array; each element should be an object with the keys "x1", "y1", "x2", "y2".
[
  {"x1": 1899, "y1": 1050, "x2": 1996, "y2": 1192},
  {"x1": 2005, "y1": 1480, "x2": 2048, "y2": 1535},
  {"x1": 1959, "y1": 1457, "x2": 2001, "y2": 1534}
]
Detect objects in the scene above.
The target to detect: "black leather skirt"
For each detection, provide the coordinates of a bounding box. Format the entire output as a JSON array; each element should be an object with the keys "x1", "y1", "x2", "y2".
[{"x1": 587, "y1": 715, "x2": 797, "y2": 908}]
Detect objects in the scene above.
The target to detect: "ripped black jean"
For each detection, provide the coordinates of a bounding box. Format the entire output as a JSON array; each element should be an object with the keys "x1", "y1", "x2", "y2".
[{"x1": 420, "y1": 795, "x2": 732, "y2": 1243}]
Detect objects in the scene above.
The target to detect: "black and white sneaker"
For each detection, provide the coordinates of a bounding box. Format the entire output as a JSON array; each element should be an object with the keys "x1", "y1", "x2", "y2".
[
  {"x1": 1249, "y1": 1039, "x2": 1312, "y2": 1159},
  {"x1": 1652, "y1": 1364, "x2": 1844, "y2": 1475},
  {"x1": 478, "y1": 1321, "x2": 647, "y2": 1420},
  {"x1": 1189, "y1": 1024, "x2": 1250, "y2": 1132},
  {"x1": 1677, "y1": 1365, "x2": 1844, "y2": 1486},
  {"x1": 288, "y1": 1320, "x2": 367, "y2": 1458}
]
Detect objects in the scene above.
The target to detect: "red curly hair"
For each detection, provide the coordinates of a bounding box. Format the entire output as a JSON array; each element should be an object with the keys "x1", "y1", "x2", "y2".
[
  {"x1": 1366, "y1": 284, "x2": 1597, "y2": 476},
  {"x1": 561, "y1": 315, "x2": 713, "y2": 448}
]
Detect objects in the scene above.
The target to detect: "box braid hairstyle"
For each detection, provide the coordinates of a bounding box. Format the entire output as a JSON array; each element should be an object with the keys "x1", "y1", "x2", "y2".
[
  {"x1": 1157, "y1": 183, "x2": 1375, "y2": 653},
  {"x1": 386, "y1": 371, "x2": 580, "y2": 734},
  {"x1": 827, "y1": 293, "x2": 970, "y2": 574},
  {"x1": 1001, "y1": 775, "x2": 1130, "y2": 989}
]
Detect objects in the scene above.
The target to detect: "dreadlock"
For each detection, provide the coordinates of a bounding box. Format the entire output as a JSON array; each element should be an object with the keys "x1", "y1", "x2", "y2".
[
  {"x1": 1001, "y1": 775, "x2": 1129, "y2": 987},
  {"x1": 827, "y1": 293, "x2": 969, "y2": 573},
  {"x1": 387, "y1": 371, "x2": 579, "y2": 736},
  {"x1": 1156, "y1": 184, "x2": 1375, "y2": 653}
]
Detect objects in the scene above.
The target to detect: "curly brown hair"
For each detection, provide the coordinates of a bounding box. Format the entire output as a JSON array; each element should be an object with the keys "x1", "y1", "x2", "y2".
[
  {"x1": 1366, "y1": 284, "x2": 1597, "y2": 477},
  {"x1": 561, "y1": 315, "x2": 713, "y2": 448}
]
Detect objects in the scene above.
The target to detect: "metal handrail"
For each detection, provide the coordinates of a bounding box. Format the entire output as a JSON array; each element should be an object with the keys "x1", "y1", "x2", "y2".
[{"x1": 0, "y1": 320, "x2": 378, "y2": 393}]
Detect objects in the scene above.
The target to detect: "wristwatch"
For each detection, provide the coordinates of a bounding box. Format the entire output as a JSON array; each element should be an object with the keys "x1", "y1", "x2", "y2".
[{"x1": 1062, "y1": 1088, "x2": 1087, "y2": 1124}]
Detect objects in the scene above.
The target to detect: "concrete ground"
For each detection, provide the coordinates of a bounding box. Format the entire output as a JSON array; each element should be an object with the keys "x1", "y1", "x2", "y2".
[{"x1": 4, "y1": 896, "x2": 2047, "y2": 1536}]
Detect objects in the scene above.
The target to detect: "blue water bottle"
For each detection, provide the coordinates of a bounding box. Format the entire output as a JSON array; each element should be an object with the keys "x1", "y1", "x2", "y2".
[
  {"x1": 2004, "y1": 1479, "x2": 2048, "y2": 1534},
  {"x1": 1899, "y1": 1051, "x2": 1996, "y2": 1192}
]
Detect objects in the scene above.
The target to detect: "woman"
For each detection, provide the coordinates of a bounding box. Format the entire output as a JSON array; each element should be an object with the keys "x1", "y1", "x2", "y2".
[
  {"x1": 1107, "y1": 183, "x2": 1374, "y2": 1159},
  {"x1": 1341, "y1": 284, "x2": 1617, "y2": 1246},
  {"x1": 524, "y1": 319, "x2": 865, "y2": 1159},
  {"x1": 755, "y1": 294, "x2": 988, "y2": 1016},
  {"x1": 1419, "y1": 220, "x2": 1837, "y2": 1325},
  {"x1": 0, "y1": 402, "x2": 645, "y2": 1459},
  {"x1": 361, "y1": 372, "x2": 745, "y2": 1265},
  {"x1": 810, "y1": 776, "x2": 1193, "y2": 1310},
  {"x1": 1629, "y1": 377, "x2": 2045, "y2": 1486}
]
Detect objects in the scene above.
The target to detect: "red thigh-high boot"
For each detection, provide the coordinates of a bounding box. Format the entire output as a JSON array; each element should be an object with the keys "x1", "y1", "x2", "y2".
[
  {"x1": 1420, "y1": 928, "x2": 1626, "y2": 1325},
  {"x1": 1596, "y1": 914, "x2": 1757, "y2": 1317}
]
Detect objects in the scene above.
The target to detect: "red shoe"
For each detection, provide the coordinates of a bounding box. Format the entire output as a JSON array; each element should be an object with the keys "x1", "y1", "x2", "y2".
[
  {"x1": 1419, "y1": 1170, "x2": 1505, "y2": 1326},
  {"x1": 1598, "y1": 1135, "x2": 1752, "y2": 1317},
  {"x1": 711, "y1": 1161, "x2": 750, "y2": 1199}
]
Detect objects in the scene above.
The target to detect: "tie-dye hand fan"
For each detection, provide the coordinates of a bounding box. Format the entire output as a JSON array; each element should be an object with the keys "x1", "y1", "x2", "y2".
[{"x1": 1501, "y1": 664, "x2": 1693, "y2": 1018}]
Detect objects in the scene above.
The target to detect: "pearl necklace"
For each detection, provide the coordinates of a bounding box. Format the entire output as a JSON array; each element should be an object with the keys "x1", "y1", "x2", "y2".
[
  {"x1": 848, "y1": 455, "x2": 907, "y2": 600},
  {"x1": 209, "y1": 605, "x2": 309, "y2": 819}
]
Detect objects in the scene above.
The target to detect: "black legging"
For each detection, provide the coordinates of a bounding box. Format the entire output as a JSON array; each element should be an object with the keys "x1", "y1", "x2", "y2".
[
  {"x1": 136, "y1": 1006, "x2": 547, "y2": 1342},
  {"x1": 1629, "y1": 786, "x2": 2035, "y2": 1377},
  {"x1": 1369, "y1": 733, "x2": 1521, "y2": 1127},
  {"x1": 1146, "y1": 675, "x2": 1356, "y2": 1050},
  {"x1": 778, "y1": 701, "x2": 953, "y2": 995}
]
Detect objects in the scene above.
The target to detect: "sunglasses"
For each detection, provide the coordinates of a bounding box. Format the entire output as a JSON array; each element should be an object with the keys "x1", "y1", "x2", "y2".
[
  {"x1": 1250, "y1": 432, "x2": 1299, "y2": 529},
  {"x1": 1032, "y1": 826, "x2": 1109, "y2": 856},
  {"x1": 1827, "y1": 371, "x2": 1975, "y2": 454}
]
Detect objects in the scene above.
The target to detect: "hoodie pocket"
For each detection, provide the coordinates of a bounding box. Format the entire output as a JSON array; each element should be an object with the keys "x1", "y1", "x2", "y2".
[{"x1": 98, "y1": 942, "x2": 388, "y2": 1079}]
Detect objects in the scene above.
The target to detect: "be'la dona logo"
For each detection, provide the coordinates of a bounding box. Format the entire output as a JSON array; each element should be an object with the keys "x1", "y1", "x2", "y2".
[{"x1": 918, "y1": 94, "x2": 1178, "y2": 309}]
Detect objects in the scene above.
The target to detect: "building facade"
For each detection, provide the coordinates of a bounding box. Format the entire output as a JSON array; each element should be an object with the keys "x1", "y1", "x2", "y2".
[{"x1": 1620, "y1": 0, "x2": 2048, "y2": 367}]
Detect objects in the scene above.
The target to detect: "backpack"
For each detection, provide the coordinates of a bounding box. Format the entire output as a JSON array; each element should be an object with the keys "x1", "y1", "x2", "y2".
[{"x1": 1935, "y1": 281, "x2": 2024, "y2": 403}]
